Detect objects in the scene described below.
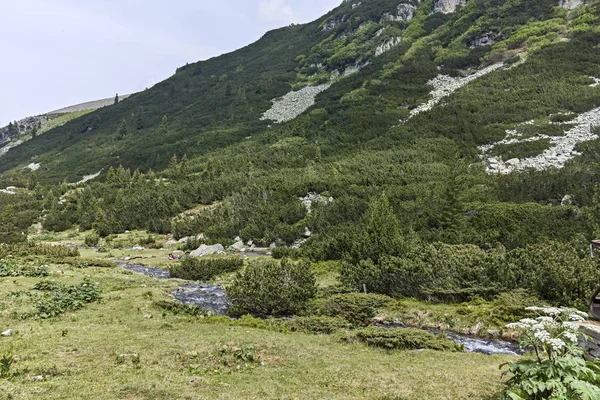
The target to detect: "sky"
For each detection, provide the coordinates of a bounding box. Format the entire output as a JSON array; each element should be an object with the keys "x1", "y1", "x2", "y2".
[{"x1": 0, "y1": 0, "x2": 341, "y2": 126}]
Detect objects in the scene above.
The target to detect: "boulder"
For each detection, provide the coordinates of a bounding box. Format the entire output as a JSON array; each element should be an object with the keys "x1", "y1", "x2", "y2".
[
  {"x1": 230, "y1": 241, "x2": 245, "y2": 252},
  {"x1": 1, "y1": 329, "x2": 12, "y2": 337},
  {"x1": 166, "y1": 239, "x2": 178, "y2": 246},
  {"x1": 505, "y1": 158, "x2": 520, "y2": 167},
  {"x1": 190, "y1": 244, "x2": 225, "y2": 258},
  {"x1": 178, "y1": 237, "x2": 190, "y2": 244}
]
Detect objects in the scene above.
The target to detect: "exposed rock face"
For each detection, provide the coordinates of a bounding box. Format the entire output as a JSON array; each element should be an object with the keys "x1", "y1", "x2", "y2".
[
  {"x1": 261, "y1": 84, "x2": 331, "y2": 123},
  {"x1": 381, "y1": 3, "x2": 417, "y2": 22},
  {"x1": 560, "y1": 0, "x2": 584, "y2": 9},
  {"x1": 322, "y1": 15, "x2": 346, "y2": 32},
  {"x1": 434, "y1": 0, "x2": 467, "y2": 13},
  {"x1": 376, "y1": 36, "x2": 402, "y2": 56},
  {"x1": 468, "y1": 32, "x2": 495, "y2": 48},
  {"x1": 481, "y1": 106, "x2": 600, "y2": 174},
  {"x1": 190, "y1": 244, "x2": 225, "y2": 258}
]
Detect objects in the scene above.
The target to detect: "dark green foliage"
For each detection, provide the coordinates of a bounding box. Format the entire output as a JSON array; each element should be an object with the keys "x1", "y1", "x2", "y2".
[
  {"x1": 313, "y1": 293, "x2": 394, "y2": 326},
  {"x1": 169, "y1": 257, "x2": 244, "y2": 281},
  {"x1": 34, "y1": 279, "x2": 101, "y2": 318},
  {"x1": 227, "y1": 258, "x2": 317, "y2": 317},
  {"x1": 341, "y1": 241, "x2": 599, "y2": 308},
  {"x1": 341, "y1": 326, "x2": 460, "y2": 352},
  {"x1": 84, "y1": 233, "x2": 100, "y2": 247},
  {"x1": 282, "y1": 315, "x2": 352, "y2": 334}
]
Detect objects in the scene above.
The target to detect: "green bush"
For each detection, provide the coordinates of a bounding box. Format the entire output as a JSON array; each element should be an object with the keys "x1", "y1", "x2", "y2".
[
  {"x1": 313, "y1": 293, "x2": 393, "y2": 326},
  {"x1": 340, "y1": 326, "x2": 460, "y2": 352},
  {"x1": 169, "y1": 257, "x2": 244, "y2": 281},
  {"x1": 283, "y1": 315, "x2": 352, "y2": 334},
  {"x1": 227, "y1": 258, "x2": 317, "y2": 317},
  {"x1": 84, "y1": 233, "x2": 100, "y2": 247}
]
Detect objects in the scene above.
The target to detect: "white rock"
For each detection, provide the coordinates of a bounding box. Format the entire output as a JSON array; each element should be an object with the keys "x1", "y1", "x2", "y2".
[{"x1": 1, "y1": 329, "x2": 12, "y2": 337}]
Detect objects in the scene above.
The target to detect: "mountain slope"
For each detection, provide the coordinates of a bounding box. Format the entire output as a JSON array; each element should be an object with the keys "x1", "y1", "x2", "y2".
[{"x1": 2, "y1": 0, "x2": 600, "y2": 254}]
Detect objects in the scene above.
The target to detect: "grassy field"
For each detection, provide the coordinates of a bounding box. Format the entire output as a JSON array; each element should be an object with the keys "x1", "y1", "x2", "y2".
[{"x1": 0, "y1": 255, "x2": 515, "y2": 400}]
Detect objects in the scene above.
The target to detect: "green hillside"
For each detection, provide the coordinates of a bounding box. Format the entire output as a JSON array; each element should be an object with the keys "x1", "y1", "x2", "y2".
[
  {"x1": 4, "y1": 1, "x2": 600, "y2": 398},
  {"x1": 1, "y1": 0, "x2": 600, "y2": 300}
]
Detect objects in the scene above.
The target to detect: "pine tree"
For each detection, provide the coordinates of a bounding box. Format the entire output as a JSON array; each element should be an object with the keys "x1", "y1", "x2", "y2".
[
  {"x1": 169, "y1": 154, "x2": 179, "y2": 171},
  {"x1": 106, "y1": 166, "x2": 117, "y2": 184},
  {"x1": 0, "y1": 205, "x2": 25, "y2": 244},
  {"x1": 364, "y1": 193, "x2": 403, "y2": 264},
  {"x1": 158, "y1": 115, "x2": 169, "y2": 135},
  {"x1": 117, "y1": 118, "x2": 128, "y2": 137},
  {"x1": 27, "y1": 171, "x2": 38, "y2": 190},
  {"x1": 179, "y1": 154, "x2": 189, "y2": 176},
  {"x1": 114, "y1": 93, "x2": 119, "y2": 104}
]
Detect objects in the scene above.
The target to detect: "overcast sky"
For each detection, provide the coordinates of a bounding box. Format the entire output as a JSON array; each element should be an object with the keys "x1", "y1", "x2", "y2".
[{"x1": 0, "y1": 0, "x2": 341, "y2": 126}]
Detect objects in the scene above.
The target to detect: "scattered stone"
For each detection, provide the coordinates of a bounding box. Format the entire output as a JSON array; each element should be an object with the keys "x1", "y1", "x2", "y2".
[
  {"x1": 131, "y1": 245, "x2": 145, "y2": 251},
  {"x1": 189, "y1": 244, "x2": 225, "y2": 258},
  {"x1": 143, "y1": 314, "x2": 152, "y2": 319},
  {"x1": 30, "y1": 375, "x2": 44, "y2": 382},
  {"x1": 481, "y1": 106, "x2": 600, "y2": 174},
  {"x1": 300, "y1": 193, "x2": 334, "y2": 213},
  {"x1": 261, "y1": 85, "x2": 331, "y2": 123},
  {"x1": 410, "y1": 63, "x2": 504, "y2": 118},
  {"x1": 1, "y1": 329, "x2": 12, "y2": 337},
  {"x1": 304, "y1": 227, "x2": 312, "y2": 238},
  {"x1": 166, "y1": 239, "x2": 178, "y2": 246}
]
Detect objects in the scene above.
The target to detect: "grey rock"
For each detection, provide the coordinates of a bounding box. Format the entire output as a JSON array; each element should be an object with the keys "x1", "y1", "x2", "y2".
[
  {"x1": 468, "y1": 32, "x2": 495, "y2": 48},
  {"x1": 190, "y1": 244, "x2": 225, "y2": 258},
  {"x1": 230, "y1": 241, "x2": 245, "y2": 251},
  {"x1": 505, "y1": 158, "x2": 520, "y2": 167},
  {"x1": 434, "y1": 0, "x2": 467, "y2": 14},
  {"x1": 261, "y1": 85, "x2": 331, "y2": 123}
]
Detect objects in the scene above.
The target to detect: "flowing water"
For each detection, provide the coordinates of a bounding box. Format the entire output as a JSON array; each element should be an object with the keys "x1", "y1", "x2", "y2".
[{"x1": 118, "y1": 261, "x2": 522, "y2": 355}]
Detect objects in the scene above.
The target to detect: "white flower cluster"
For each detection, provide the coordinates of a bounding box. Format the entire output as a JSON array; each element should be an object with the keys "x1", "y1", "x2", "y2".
[{"x1": 506, "y1": 306, "x2": 587, "y2": 353}]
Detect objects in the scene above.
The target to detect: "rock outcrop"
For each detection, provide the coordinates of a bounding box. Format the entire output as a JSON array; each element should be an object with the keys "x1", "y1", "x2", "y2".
[
  {"x1": 433, "y1": 0, "x2": 467, "y2": 14},
  {"x1": 560, "y1": 0, "x2": 584, "y2": 9},
  {"x1": 376, "y1": 36, "x2": 402, "y2": 56},
  {"x1": 468, "y1": 32, "x2": 495, "y2": 48},
  {"x1": 381, "y1": 3, "x2": 417, "y2": 22}
]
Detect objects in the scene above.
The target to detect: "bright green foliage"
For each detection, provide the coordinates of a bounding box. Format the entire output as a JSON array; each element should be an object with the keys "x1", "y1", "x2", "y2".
[
  {"x1": 0, "y1": 260, "x2": 49, "y2": 277},
  {"x1": 227, "y1": 259, "x2": 317, "y2": 317},
  {"x1": 169, "y1": 257, "x2": 244, "y2": 281},
  {"x1": 340, "y1": 326, "x2": 461, "y2": 352}
]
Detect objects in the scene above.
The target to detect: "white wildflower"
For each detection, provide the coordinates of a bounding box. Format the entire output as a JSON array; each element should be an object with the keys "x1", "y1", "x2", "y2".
[
  {"x1": 534, "y1": 330, "x2": 551, "y2": 341},
  {"x1": 546, "y1": 338, "x2": 566, "y2": 351},
  {"x1": 562, "y1": 321, "x2": 579, "y2": 331},
  {"x1": 563, "y1": 331, "x2": 578, "y2": 343}
]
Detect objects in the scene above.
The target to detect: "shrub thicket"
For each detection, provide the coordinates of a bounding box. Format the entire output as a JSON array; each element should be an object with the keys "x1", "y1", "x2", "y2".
[
  {"x1": 169, "y1": 257, "x2": 244, "y2": 281},
  {"x1": 227, "y1": 258, "x2": 317, "y2": 317}
]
